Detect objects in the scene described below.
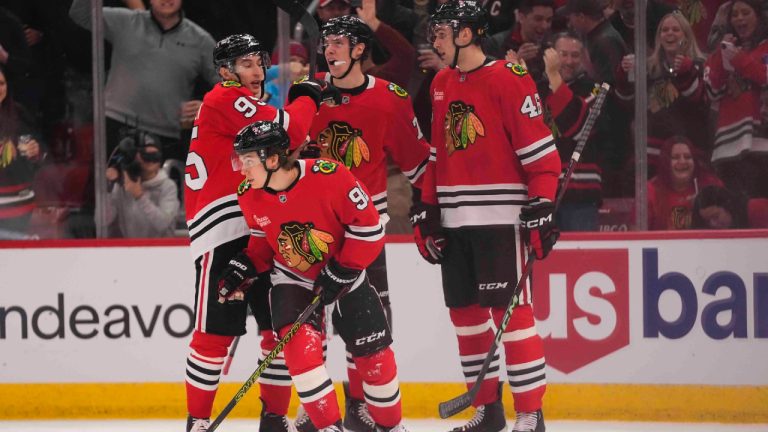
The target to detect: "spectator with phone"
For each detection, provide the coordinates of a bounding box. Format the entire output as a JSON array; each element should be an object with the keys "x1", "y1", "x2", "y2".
[
  {"x1": 704, "y1": 0, "x2": 768, "y2": 198},
  {"x1": 615, "y1": 12, "x2": 708, "y2": 176}
]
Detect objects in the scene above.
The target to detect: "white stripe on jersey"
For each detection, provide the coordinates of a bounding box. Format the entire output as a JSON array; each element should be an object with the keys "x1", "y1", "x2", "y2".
[
  {"x1": 187, "y1": 194, "x2": 249, "y2": 257},
  {"x1": 516, "y1": 135, "x2": 557, "y2": 165},
  {"x1": 437, "y1": 184, "x2": 528, "y2": 228},
  {"x1": 345, "y1": 220, "x2": 385, "y2": 242}
]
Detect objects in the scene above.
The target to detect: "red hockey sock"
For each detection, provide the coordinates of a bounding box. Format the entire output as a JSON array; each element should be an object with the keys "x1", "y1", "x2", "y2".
[
  {"x1": 258, "y1": 330, "x2": 292, "y2": 415},
  {"x1": 281, "y1": 324, "x2": 340, "y2": 428},
  {"x1": 346, "y1": 350, "x2": 365, "y2": 400},
  {"x1": 492, "y1": 305, "x2": 546, "y2": 412},
  {"x1": 185, "y1": 331, "x2": 233, "y2": 418},
  {"x1": 449, "y1": 305, "x2": 500, "y2": 407},
  {"x1": 354, "y1": 348, "x2": 402, "y2": 428}
]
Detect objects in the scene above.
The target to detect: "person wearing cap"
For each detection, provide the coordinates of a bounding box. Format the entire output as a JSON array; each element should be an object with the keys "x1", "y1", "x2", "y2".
[
  {"x1": 105, "y1": 134, "x2": 180, "y2": 238},
  {"x1": 559, "y1": 0, "x2": 627, "y2": 84},
  {"x1": 318, "y1": 0, "x2": 353, "y2": 23},
  {"x1": 264, "y1": 41, "x2": 310, "y2": 109}
]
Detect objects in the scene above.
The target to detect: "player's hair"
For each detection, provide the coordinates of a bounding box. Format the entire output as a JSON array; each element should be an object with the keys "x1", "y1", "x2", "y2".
[{"x1": 518, "y1": 0, "x2": 555, "y2": 15}]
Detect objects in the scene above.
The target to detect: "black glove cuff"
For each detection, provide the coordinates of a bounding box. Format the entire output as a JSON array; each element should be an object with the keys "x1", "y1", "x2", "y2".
[
  {"x1": 325, "y1": 258, "x2": 362, "y2": 285},
  {"x1": 409, "y1": 202, "x2": 440, "y2": 227},
  {"x1": 287, "y1": 82, "x2": 322, "y2": 109}
]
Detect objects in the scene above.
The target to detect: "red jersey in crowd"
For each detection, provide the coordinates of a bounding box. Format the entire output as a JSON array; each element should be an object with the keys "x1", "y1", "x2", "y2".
[{"x1": 647, "y1": 175, "x2": 722, "y2": 230}]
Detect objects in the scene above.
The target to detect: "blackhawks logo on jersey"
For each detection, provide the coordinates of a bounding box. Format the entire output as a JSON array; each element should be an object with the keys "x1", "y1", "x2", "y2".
[
  {"x1": 317, "y1": 121, "x2": 371, "y2": 168},
  {"x1": 237, "y1": 178, "x2": 251, "y2": 196},
  {"x1": 387, "y1": 82, "x2": 408, "y2": 98},
  {"x1": 311, "y1": 159, "x2": 339, "y2": 174},
  {"x1": 444, "y1": 101, "x2": 485, "y2": 155},
  {"x1": 277, "y1": 222, "x2": 335, "y2": 272},
  {"x1": 506, "y1": 62, "x2": 528, "y2": 77}
]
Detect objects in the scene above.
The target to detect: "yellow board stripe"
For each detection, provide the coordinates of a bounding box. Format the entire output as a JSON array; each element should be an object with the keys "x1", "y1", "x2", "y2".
[{"x1": 2, "y1": 383, "x2": 767, "y2": 423}]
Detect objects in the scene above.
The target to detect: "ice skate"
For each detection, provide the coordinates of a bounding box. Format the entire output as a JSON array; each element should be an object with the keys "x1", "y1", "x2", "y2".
[
  {"x1": 317, "y1": 420, "x2": 344, "y2": 432},
  {"x1": 512, "y1": 409, "x2": 545, "y2": 432},
  {"x1": 375, "y1": 424, "x2": 409, "y2": 432},
  {"x1": 260, "y1": 400, "x2": 298, "y2": 432},
  {"x1": 447, "y1": 398, "x2": 507, "y2": 432},
  {"x1": 186, "y1": 415, "x2": 210, "y2": 432},
  {"x1": 295, "y1": 405, "x2": 318, "y2": 432},
  {"x1": 343, "y1": 396, "x2": 376, "y2": 432}
]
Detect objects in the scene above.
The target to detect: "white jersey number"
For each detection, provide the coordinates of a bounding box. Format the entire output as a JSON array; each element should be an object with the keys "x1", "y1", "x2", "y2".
[
  {"x1": 520, "y1": 94, "x2": 543, "y2": 118},
  {"x1": 348, "y1": 183, "x2": 370, "y2": 210},
  {"x1": 234, "y1": 96, "x2": 258, "y2": 118},
  {"x1": 185, "y1": 152, "x2": 208, "y2": 191}
]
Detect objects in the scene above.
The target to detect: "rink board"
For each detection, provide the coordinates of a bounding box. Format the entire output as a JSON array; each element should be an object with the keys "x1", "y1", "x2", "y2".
[{"x1": 1, "y1": 232, "x2": 767, "y2": 421}]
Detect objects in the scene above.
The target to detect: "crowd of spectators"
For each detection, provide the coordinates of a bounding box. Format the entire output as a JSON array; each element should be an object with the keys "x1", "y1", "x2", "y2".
[{"x1": 1, "y1": 0, "x2": 767, "y2": 240}]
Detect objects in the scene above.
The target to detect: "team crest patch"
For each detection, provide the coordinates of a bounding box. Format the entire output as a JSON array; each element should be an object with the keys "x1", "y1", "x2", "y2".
[
  {"x1": 277, "y1": 222, "x2": 335, "y2": 272},
  {"x1": 317, "y1": 121, "x2": 370, "y2": 168},
  {"x1": 506, "y1": 62, "x2": 528, "y2": 77},
  {"x1": 311, "y1": 159, "x2": 339, "y2": 174},
  {"x1": 444, "y1": 101, "x2": 485, "y2": 155},
  {"x1": 237, "y1": 178, "x2": 251, "y2": 195},
  {"x1": 387, "y1": 82, "x2": 408, "y2": 98},
  {"x1": 221, "y1": 80, "x2": 242, "y2": 87}
]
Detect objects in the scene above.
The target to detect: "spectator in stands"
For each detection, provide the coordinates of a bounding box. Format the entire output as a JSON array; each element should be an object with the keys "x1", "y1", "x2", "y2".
[
  {"x1": 105, "y1": 134, "x2": 179, "y2": 238},
  {"x1": 68, "y1": 0, "x2": 219, "y2": 162},
  {"x1": 704, "y1": 0, "x2": 768, "y2": 198},
  {"x1": 484, "y1": 0, "x2": 555, "y2": 78},
  {"x1": 608, "y1": 0, "x2": 677, "y2": 51},
  {"x1": 647, "y1": 135, "x2": 722, "y2": 230},
  {"x1": 560, "y1": 0, "x2": 627, "y2": 84},
  {"x1": 357, "y1": 0, "x2": 417, "y2": 88},
  {"x1": 561, "y1": 0, "x2": 630, "y2": 196},
  {"x1": 0, "y1": 7, "x2": 31, "y2": 113},
  {"x1": 691, "y1": 185, "x2": 768, "y2": 229},
  {"x1": 264, "y1": 41, "x2": 309, "y2": 109},
  {"x1": 534, "y1": 31, "x2": 604, "y2": 230},
  {"x1": 0, "y1": 64, "x2": 44, "y2": 237},
  {"x1": 616, "y1": 11, "x2": 708, "y2": 175}
]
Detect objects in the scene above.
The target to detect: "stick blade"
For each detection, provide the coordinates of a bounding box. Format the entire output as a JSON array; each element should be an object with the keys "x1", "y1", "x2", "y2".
[{"x1": 438, "y1": 391, "x2": 473, "y2": 419}]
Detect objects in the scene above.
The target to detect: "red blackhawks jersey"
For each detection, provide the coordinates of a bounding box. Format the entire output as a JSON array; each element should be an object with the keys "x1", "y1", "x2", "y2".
[
  {"x1": 184, "y1": 81, "x2": 316, "y2": 257},
  {"x1": 309, "y1": 73, "x2": 430, "y2": 221},
  {"x1": 238, "y1": 159, "x2": 385, "y2": 288},
  {"x1": 425, "y1": 61, "x2": 560, "y2": 228}
]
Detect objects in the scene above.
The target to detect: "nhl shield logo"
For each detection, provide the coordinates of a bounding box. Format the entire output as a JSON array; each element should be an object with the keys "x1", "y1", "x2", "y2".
[{"x1": 279, "y1": 194, "x2": 288, "y2": 203}]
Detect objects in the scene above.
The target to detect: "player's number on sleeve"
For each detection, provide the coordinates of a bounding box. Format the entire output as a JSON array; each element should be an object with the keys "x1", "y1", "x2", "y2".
[
  {"x1": 520, "y1": 94, "x2": 543, "y2": 118},
  {"x1": 348, "y1": 184, "x2": 370, "y2": 210},
  {"x1": 234, "y1": 96, "x2": 258, "y2": 118},
  {"x1": 186, "y1": 152, "x2": 208, "y2": 191}
]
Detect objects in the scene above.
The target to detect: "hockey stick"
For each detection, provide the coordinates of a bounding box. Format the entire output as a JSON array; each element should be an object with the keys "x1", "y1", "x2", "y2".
[
  {"x1": 272, "y1": 0, "x2": 320, "y2": 76},
  {"x1": 222, "y1": 335, "x2": 240, "y2": 376},
  {"x1": 208, "y1": 294, "x2": 323, "y2": 431},
  {"x1": 438, "y1": 83, "x2": 611, "y2": 419}
]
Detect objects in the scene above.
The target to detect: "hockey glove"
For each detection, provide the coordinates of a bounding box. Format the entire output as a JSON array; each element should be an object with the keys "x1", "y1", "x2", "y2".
[
  {"x1": 519, "y1": 197, "x2": 560, "y2": 260},
  {"x1": 409, "y1": 202, "x2": 446, "y2": 264},
  {"x1": 217, "y1": 251, "x2": 258, "y2": 303},
  {"x1": 299, "y1": 141, "x2": 322, "y2": 159},
  {"x1": 313, "y1": 258, "x2": 361, "y2": 305},
  {"x1": 287, "y1": 78, "x2": 342, "y2": 109}
]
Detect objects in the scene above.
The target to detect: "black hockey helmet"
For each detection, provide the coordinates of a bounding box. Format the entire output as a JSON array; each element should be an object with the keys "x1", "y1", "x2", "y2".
[
  {"x1": 429, "y1": 0, "x2": 490, "y2": 41},
  {"x1": 233, "y1": 121, "x2": 290, "y2": 166},
  {"x1": 213, "y1": 34, "x2": 271, "y2": 70},
  {"x1": 321, "y1": 15, "x2": 374, "y2": 60}
]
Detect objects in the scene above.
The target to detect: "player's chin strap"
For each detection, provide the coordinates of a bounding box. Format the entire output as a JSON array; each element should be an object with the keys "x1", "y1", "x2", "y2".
[
  {"x1": 331, "y1": 49, "x2": 361, "y2": 80},
  {"x1": 449, "y1": 25, "x2": 477, "y2": 69}
]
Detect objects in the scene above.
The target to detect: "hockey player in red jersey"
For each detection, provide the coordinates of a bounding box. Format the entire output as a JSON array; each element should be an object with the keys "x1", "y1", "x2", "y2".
[
  {"x1": 411, "y1": 2, "x2": 561, "y2": 431},
  {"x1": 183, "y1": 34, "x2": 340, "y2": 432},
  {"x1": 217, "y1": 120, "x2": 408, "y2": 432},
  {"x1": 293, "y1": 14, "x2": 431, "y2": 432}
]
